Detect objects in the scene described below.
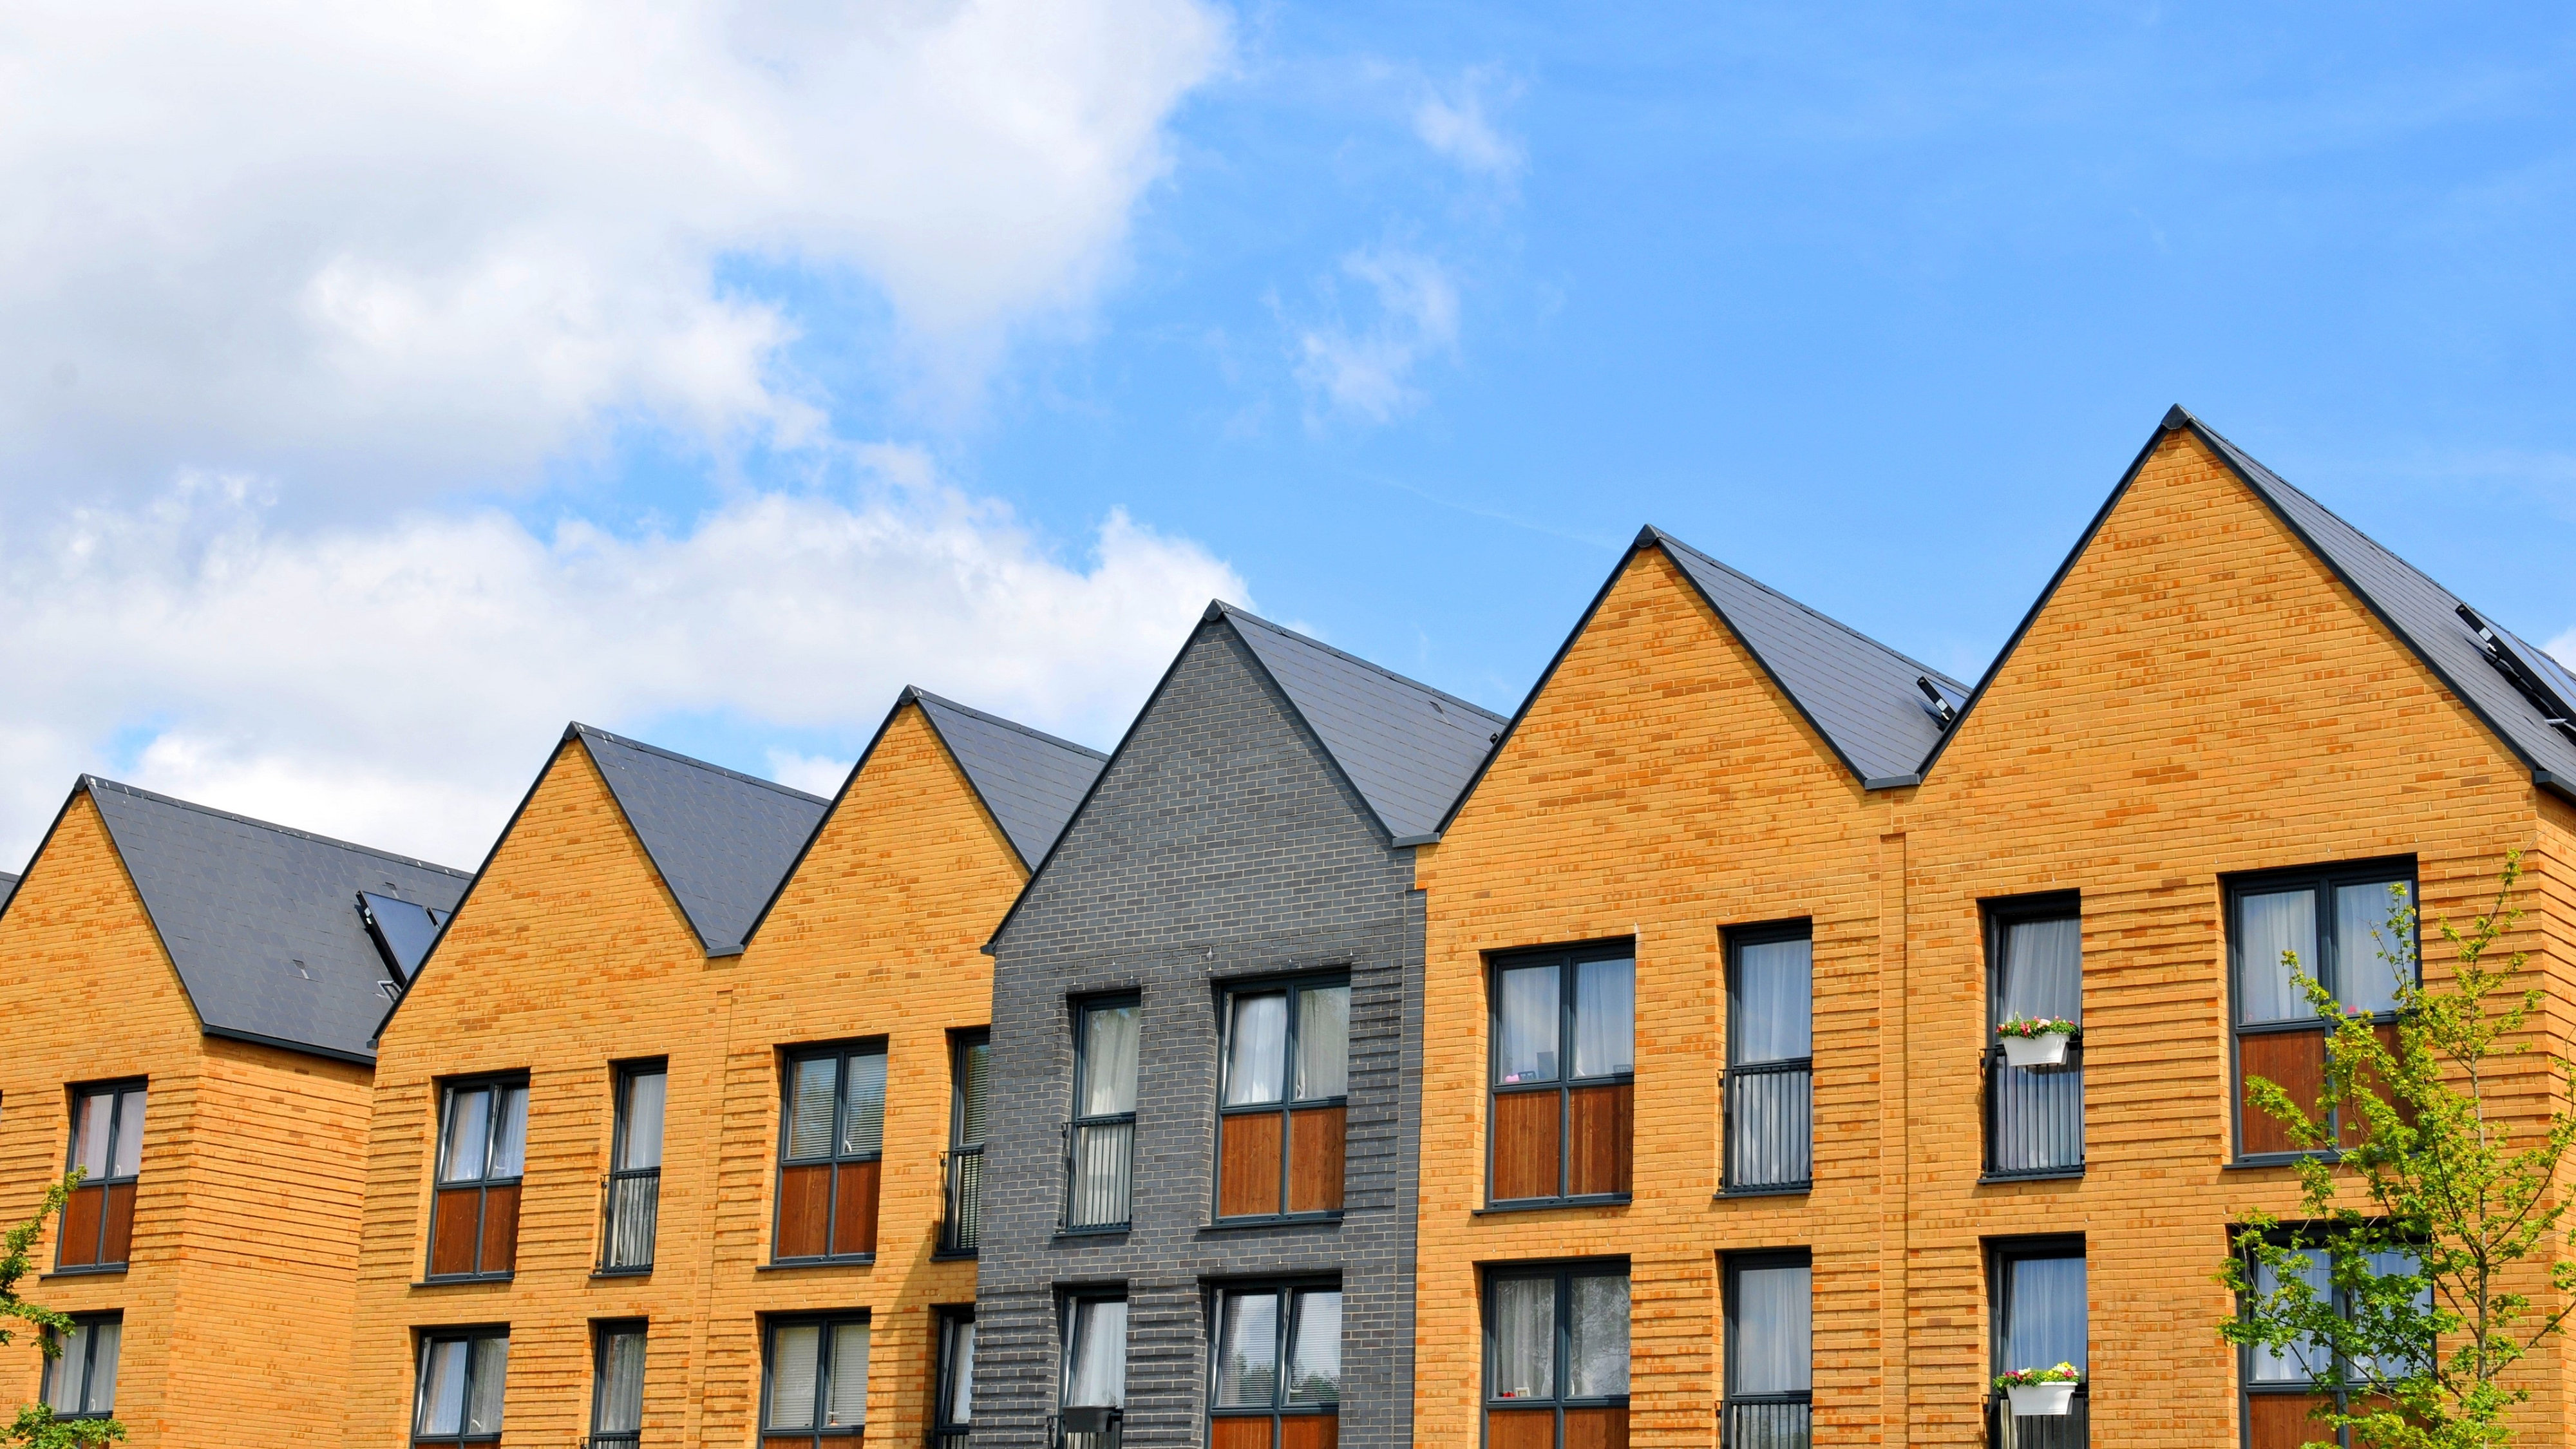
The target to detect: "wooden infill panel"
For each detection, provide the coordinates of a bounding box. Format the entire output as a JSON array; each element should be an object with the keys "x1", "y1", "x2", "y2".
[
  {"x1": 428, "y1": 1188, "x2": 483, "y2": 1277},
  {"x1": 1212, "y1": 1417, "x2": 1274, "y2": 1449},
  {"x1": 777, "y1": 1164, "x2": 832, "y2": 1258},
  {"x1": 1220, "y1": 1113, "x2": 1284, "y2": 1218},
  {"x1": 831, "y1": 1160, "x2": 880, "y2": 1256},
  {"x1": 2241, "y1": 1029, "x2": 2327, "y2": 1155},
  {"x1": 1279, "y1": 1416, "x2": 1338, "y2": 1449},
  {"x1": 478, "y1": 1183, "x2": 520, "y2": 1273},
  {"x1": 1564, "y1": 1406, "x2": 1628, "y2": 1449},
  {"x1": 1289, "y1": 1106, "x2": 1345, "y2": 1213},
  {"x1": 1492, "y1": 1091, "x2": 1560, "y2": 1200},
  {"x1": 2247, "y1": 1392, "x2": 2334, "y2": 1449},
  {"x1": 57, "y1": 1185, "x2": 102, "y2": 1268},
  {"x1": 1566, "y1": 1084, "x2": 1631, "y2": 1197},
  {"x1": 2340, "y1": 1023, "x2": 2405, "y2": 1148},
  {"x1": 1487, "y1": 1407, "x2": 1555, "y2": 1449},
  {"x1": 99, "y1": 1182, "x2": 135, "y2": 1265}
]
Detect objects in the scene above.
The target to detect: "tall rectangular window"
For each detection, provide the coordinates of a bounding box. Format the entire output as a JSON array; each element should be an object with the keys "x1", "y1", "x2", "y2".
[
  {"x1": 933, "y1": 1308, "x2": 976, "y2": 1449},
  {"x1": 1489, "y1": 947, "x2": 1634, "y2": 1205},
  {"x1": 1060, "y1": 1292, "x2": 1128, "y2": 1449},
  {"x1": 942, "y1": 1032, "x2": 990, "y2": 1255},
  {"x1": 600, "y1": 1062, "x2": 665, "y2": 1273},
  {"x1": 428, "y1": 1077, "x2": 527, "y2": 1280},
  {"x1": 1722, "y1": 1254, "x2": 1810, "y2": 1447},
  {"x1": 413, "y1": 1327, "x2": 509, "y2": 1445},
  {"x1": 1065, "y1": 999, "x2": 1139, "y2": 1231},
  {"x1": 762, "y1": 1314, "x2": 869, "y2": 1446},
  {"x1": 1991, "y1": 1240, "x2": 2087, "y2": 1449},
  {"x1": 41, "y1": 1314, "x2": 120, "y2": 1419},
  {"x1": 1986, "y1": 896, "x2": 2083, "y2": 1179},
  {"x1": 590, "y1": 1321, "x2": 647, "y2": 1448},
  {"x1": 1723, "y1": 925, "x2": 1812, "y2": 1195},
  {"x1": 2230, "y1": 863, "x2": 2415, "y2": 1159},
  {"x1": 1484, "y1": 1263, "x2": 1629, "y2": 1449},
  {"x1": 773, "y1": 1045, "x2": 886, "y2": 1262},
  {"x1": 1210, "y1": 1283, "x2": 1340, "y2": 1449},
  {"x1": 57, "y1": 1081, "x2": 143, "y2": 1271},
  {"x1": 1218, "y1": 979, "x2": 1350, "y2": 1220},
  {"x1": 2239, "y1": 1233, "x2": 2427, "y2": 1449}
]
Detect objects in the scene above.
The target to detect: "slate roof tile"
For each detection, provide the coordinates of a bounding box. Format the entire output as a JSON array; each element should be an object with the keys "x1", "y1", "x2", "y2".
[
  {"x1": 572, "y1": 725, "x2": 831, "y2": 956},
  {"x1": 908, "y1": 690, "x2": 1110, "y2": 868}
]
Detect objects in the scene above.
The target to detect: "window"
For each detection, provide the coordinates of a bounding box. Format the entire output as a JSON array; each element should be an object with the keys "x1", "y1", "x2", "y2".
[
  {"x1": 58, "y1": 1081, "x2": 143, "y2": 1270},
  {"x1": 942, "y1": 1033, "x2": 989, "y2": 1255},
  {"x1": 428, "y1": 1077, "x2": 527, "y2": 1280},
  {"x1": 1218, "y1": 980, "x2": 1350, "y2": 1220},
  {"x1": 762, "y1": 1314, "x2": 869, "y2": 1446},
  {"x1": 1721, "y1": 1255, "x2": 1810, "y2": 1447},
  {"x1": 1059, "y1": 1293, "x2": 1128, "y2": 1448},
  {"x1": 774, "y1": 1045, "x2": 886, "y2": 1262},
  {"x1": 591, "y1": 1321, "x2": 647, "y2": 1448},
  {"x1": 413, "y1": 1328, "x2": 509, "y2": 1445},
  {"x1": 1986, "y1": 896, "x2": 2083, "y2": 1179},
  {"x1": 2230, "y1": 863, "x2": 2416, "y2": 1159},
  {"x1": 1484, "y1": 1264, "x2": 1629, "y2": 1449},
  {"x1": 933, "y1": 1308, "x2": 976, "y2": 1449},
  {"x1": 1989, "y1": 1240, "x2": 2087, "y2": 1449},
  {"x1": 601, "y1": 1063, "x2": 665, "y2": 1273},
  {"x1": 1065, "y1": 999, "x2": 1139, "y2": 1232},
  {"x1": 1489, "y1": 946, "x2": 1633, "y2": 1205},
  {"x1": 1209, "y1": 1283, "x2": 1340, "y2": 1449},
  {"x1": 1723, "y1": 926, "x2": 1812, "y2": 1195},
  {"x1": 2239, "y1": 1232, "x2": 2427, "y2": 1449},
  {"x1": 41, "y1": 1314, "x2": 120, "y2": 1419}
]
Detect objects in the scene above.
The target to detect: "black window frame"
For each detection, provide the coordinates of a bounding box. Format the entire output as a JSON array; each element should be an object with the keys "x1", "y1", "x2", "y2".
[
  {"x1": 2227, "y1": 858, "x2": 2419, "y2": 1166},
  {"x1": 426, "y1": 1073, "x2": 529, "y2": 1283},
  {"x1": 2234, "y1": 1223, "x2": 2427, "y2": 1448},
  {"x1": 1214, "y1": 973, "x2": 1352, "y2": 1223},
  {"x1": 57, "y1": 1077, "x2": 145, "y2": 1272},
  {"x1": 412, "y1": 1325, "x2": 511, "y2": 1446},
  {"x1": 1983, "y1": 892, "x2": 2085, "y2": 1182},
  {"x1": 759, "y1": 1311, "x2": 873, "y2": 1444},
  {"x1": 1721, "y1": 1251, "x2": 1812, "y2": 1445},
  {"x1": 1206, "y1": 1276, "x2": 1343, "y2": 1441},
  {"x1": 1063, "y1": 996, "x2": 1141, "y2": 1235},
  {"x1": 1721, "y1": 921, "x2": 1814, "y2": 1197},
  {"x1": 1480, "y1": 1259, "x2": 1632, "y2": 1446},
  {"x1": 40, "y1": 1311, "x2": 122, "y2": 1420},
  {"x1": 1986, "y1": 1235, "x2": 2089, "y2": 1447},
  {"x1": 932, "y1": 1305, "x2": 976, "y2": 1448},
  {"x1": 772, "y1": 1040, "x2": 888, "y2": 1265},
  {"x1": 588, "y1": 1318, "x2": 648, "y2": 1449},
  {"x1": 1057, "y1": 1287, "x2": 1130, "y2": 1445},
  {"x1": 1485, "y1": 941, "x2": 1636, "y2": 1209},
  {"x1": 599, "y1": 1059, "x2": 666, "y2": 1276},
  {"x1": 939, "y1": 1030, "x2": 990, "y2": 1258}
]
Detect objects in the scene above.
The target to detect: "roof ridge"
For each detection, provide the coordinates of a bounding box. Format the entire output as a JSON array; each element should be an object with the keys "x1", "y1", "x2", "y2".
[
  {"x1": 2170, "y1": 407, "x2": 2436, "y2": 592},
  {"x1": 568, "y1": 723, "x2": 832, "y2": 805},
  {"x1": 905, "y1": 687, "x2": 1110, "y2": 761},
  {"x1": 1645, "y1": 527, "x2": 1972, "y2": 694},
  {"x1": 1209, "y1": 601, "x2": 1510, "y2": 724},
  {"x1": 79, "y1": 775, "x2": 473, "y2": 880}
]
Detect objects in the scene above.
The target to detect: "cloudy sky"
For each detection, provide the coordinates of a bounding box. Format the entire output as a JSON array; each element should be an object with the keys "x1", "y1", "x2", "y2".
[{"x1": 5, "y1": 2, "x2": 2576, "y2": 871}]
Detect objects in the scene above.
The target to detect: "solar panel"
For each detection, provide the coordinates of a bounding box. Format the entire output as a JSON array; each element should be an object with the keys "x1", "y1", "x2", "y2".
[{"x1": 359, "y1": 891, "x2": 444, "y2": 981}]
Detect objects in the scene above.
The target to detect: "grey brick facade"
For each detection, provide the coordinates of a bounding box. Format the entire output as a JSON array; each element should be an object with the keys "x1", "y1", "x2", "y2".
[{"x1": 972, "y1": 616, "x2": 1440, "y2": 1448}]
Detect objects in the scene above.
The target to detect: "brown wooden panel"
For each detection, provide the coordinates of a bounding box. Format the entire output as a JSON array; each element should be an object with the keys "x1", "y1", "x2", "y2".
[
  {"x1": 832, "y1": 1160, "x2": 880, "y2": 1257},
  {"x1": 478, "y1": 1182, "x2": 520, "y2": 1273},
  {"x1": 2246, "y1": 1392, "x2": 2333, "y2": 1449},
  {"x1": 57, "y1": 1184, "x2": 102, "y2": 1268},
  {"x1": 428, "y1": 1188, "x2": 482, "y2": 1277},
  {"x1": 99, "y1": 1182, "x2": 135, "y2": 1265},
  {"x1": 764, "y1": 1438, "x2": 820, "y2": 1449},
  {"x1": 1220, "y1": 1112, "x2": 1285, "y2": 1218},
  {"x1": 1564, "y1": 1406, "x2": 1629, "y2": 1449},
  {"x1": 1211, "y1": 1417, "x2": 1275, "y2": 1449},
  {"x1": 1280, "y1": 1414, "x2": 1338, "y2": 1449},
  {"x1": 2240, "y1": 1028, "x2": 2326, "y2": 1155},
  {"x1": 1566, "y1": 1084, "x2": 1632, "y2": 1197},
  {"x1": 2340, "y1": 1023, "x2": 2406, "y2": 1147},
  {"x1": 1289, "y1": 1106, "x2": 1346, "y2": 1213},
  {"x1": 777, "y1": 1164, "x2": 833, "y2": 1258},
  {"x1": 1486, "y1": 1407, "x2": 1557, "y2": 1449},
  {"x1": 1492, "y1": 1090, "x2": 1562, "y2": 1201}
]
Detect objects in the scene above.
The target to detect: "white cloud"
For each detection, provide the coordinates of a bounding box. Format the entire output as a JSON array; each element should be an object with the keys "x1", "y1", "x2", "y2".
[
  {"x1": 0, "y1": 466, "x2": 1248, "y2": 870},
  {"x1": 2548, "y1": 631, "x2": 2576, "y2": 673},
  {"x1": 766, "y1": 750, "x2": 856, "y2": 799},
  {"x1": 1293, "y1": 247, "x2": 1461, "y2": 423},
  {"x1": 1413, "y1": 71, "x2": 1522, "y2": 179},
  {"x1": 0, "y1": 0, "x2": 1229, "y2": 507}
]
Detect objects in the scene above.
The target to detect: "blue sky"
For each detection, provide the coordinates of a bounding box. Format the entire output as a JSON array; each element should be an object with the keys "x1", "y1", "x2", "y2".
[{"x1": 5, "y1": 1, "x2": 2574, "y2": 867}]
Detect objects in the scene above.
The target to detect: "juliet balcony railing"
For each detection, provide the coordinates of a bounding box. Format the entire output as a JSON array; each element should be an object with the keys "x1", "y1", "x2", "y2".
[
  {"x1": 1989, "y1": 1392, "x2": 2088, "y2": 1448},
  {"x1": 1723, "y1": 1061, "x2": 1813, "y2": 1193},
  {"x1": 1052, "y1": 1406, "x2": 1123, "y2": 1449},
  {"x1": 1060, "y1": 1119, "x2": 1135, "y2": 1232},
  {"x1": 940, "y1": 1146, "x2": 983, "y2": 1255},
  {"x1": 1721, "y1": 1397, "x2": 1812, "y2": 1447},
  {"x1": 596, "y1": 1167, "x2": 660, "y2": 1274},
  {"x1": 1984, "y1": 1041, "x2": 2085, "y2": 1179},
  {"x1": 584, "y1": 1434, "x2": 641, "y2": 1449}
]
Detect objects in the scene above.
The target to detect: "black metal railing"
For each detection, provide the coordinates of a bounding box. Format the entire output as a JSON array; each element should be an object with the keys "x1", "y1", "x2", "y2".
[
  {"x1": 1722, "y1": 1397, "x2": 1812, "y2": 1447},
  {"x1": 1984, "y1": 1042, "x2": 2084, "y2": 1178},
  {"x1": 1052, "y1": 1407, "x2": 1123, "y2": 1449},
  {"x1": 1060, "y1": 1119, "x2": 1133, "y2": 1231},
  {"x1": 1988, "y1": 1392, "x2": 2088, "y2": 1448},
  {"x1": 940, "y1": 1146, "x2": 983, "y2": 1254},
  {"x1": 932, "y1": 1430, "x2": 971, "y2": 1449},
  {"x1": 1723, "y1": 1060, "x2": 1812, "y2": 1192},
  {"x1": 585, "y1": 1435, "x2": 641, "y2": 1449},
  {"x1": 597, "y1": 1168, "x2": 659, "y2": 1273}
]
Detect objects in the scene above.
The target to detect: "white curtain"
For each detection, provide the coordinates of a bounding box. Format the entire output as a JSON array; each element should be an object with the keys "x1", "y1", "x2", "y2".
[
  {"x1": 1495, "y1": 965, "x2": 1560, "y2": 1084},
  {"x1": 1567, "y1": 1274, "x2": 1630, "y2": 1398},
  {"x1": 82, "y1": 1321, "x2": 119, "y2": 1414},
  {"x1": 2336, "y1": 880, "x2": 2412, "y2": 1016},
  {"x1": 1487, "y1": 1277, "x2": 1555, "y2": 1400},
  {"x1": 2003, "y1": 1256, "x2": 2087, "y2": 1372},
  {"x1": 2249, "y1": 1250, "x2": 2328, "y2": 1384},
  {"x1": 1573, "y1": 960, "x2": 1634, "y2": 1079},
  {"x1": 1216, "y1": 1290, "x2": 1280, "y2": 1407},
  {"x1": 2000, "y1": 918, "x2": 2081, "y2": 1025},
  {"x1": 1288, "y1": 1289, "x2": 1341, "y2": 1405},
  {"x1": 769, "y1": 1325, "x2": 820, "y2": 1429},
  {"x1": 596, "y1": 1330, "x2": 645, "y2": 1433},
  {"x1": 1734, "y1": 940, "x2": 1812, "y2": 1063},
  {"x1": 1296, "y1": 986, "x2": 1350, "y2": 1101},
  {"x1": 1065, "y1": 1300, "x2": 1128, "y2": 1408},
  {"x1": 828, "y1": 1323, "x2": 869, "y2": 1427},
  {"x1": 788, "y1": 1058, "x2": 838, "y2": 1159},
  {"x1": 944, "y1": 1321, "x2": 977, "y2": 1424},
  {"x1": 958, "y1": 1041, "x2": 992, "y2": 1146},
  {"x1": 841, "y1": 1054, "x2": 887, "y2": 1158},
  {"x1": 1082, "y1": 1005, "x2": 1141, "y2": 1117},
  {"x1": 109, "y1": 1092, "x2": 144, "y2": 1179},
  {"x1": 414, "y1": 1338, "x2": 467, "y2": 1434},
  {"x1": 438, "y1": 1088, "x2": 489, "y2": 1184},
  {"x1": 464, "y1": 1336, "x2": 509, "y2": 1435},
  {"x1": 488, "y1": 1086, "x2": 529, "y2": 1178},
  {"x1": 2238, "y1": 890, "x2": 2317, "y2": 1025},
  {"x1": 1224, "y1": 994, "x2": 1288, "y2": 1106},
  {"x1": 1731, "y1": 1265, "x2": 1811, "y2": 1394},
  {"x1": 617, "y1": 1071, "x2": 667, "y2": 1171},
  {"x1": 71, "y1": 1094, "x2": 111, "y2": 1177}
]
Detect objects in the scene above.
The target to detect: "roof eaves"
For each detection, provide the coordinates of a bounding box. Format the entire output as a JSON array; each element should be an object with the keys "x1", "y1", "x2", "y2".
[{"x1": 204, "y1": 1021, "x2": 375, "y2": 1068}]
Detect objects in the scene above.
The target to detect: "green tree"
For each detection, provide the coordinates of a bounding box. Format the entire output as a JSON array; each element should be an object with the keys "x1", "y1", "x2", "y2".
[
  {"x1": 1, "y1": 1174, "x2": 124, "y2": 1448},
  {"x1": 2219, "y1": 853, "x2": 2576, "y2": 1448}
]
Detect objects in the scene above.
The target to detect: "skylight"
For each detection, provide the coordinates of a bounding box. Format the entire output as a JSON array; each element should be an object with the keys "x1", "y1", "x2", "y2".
[{"x1": 358, "y1": 891, "x2": 450, "y2": 983}]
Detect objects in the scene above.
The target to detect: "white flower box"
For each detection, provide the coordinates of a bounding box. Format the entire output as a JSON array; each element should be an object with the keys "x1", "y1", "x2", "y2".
[
  {"x1": 2007, "y1": 1381, "x2": 2076, "y2": 1416},
  {"x1": 2000, "y1": 1031, "x2": 2072, "y2": 1068}
]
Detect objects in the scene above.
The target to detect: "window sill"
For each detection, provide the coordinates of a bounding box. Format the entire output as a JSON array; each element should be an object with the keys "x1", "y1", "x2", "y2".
[
  {"x1": 930, "y1": 1247, "x2": 980, "y2": 1262},
  {"x1": 758, "y1": 1255, "x2": 876, "y2": 1271},
  {"x1": 1979, "y1": 1167, "x2": 2084, "y2": 1185},
  {"x1": 1055, "y1": 1225, "x2": 1130, "y2": 1239},
  {"x1": 1716, "y1": 1184, "x2": 1811, "y2": 1200},
  {"x1": 1475, "y1": 1195, "x2": 1631, "y2": 1216},
  {"x1": 2228, "y1": 1151, "x2": 2341, "y2": 1171},
  {"x1": 41, "y1": 1264, "x2": 129, "y2": 1280},
  {"x1": 413, "y1": 1273, "x2": 515, "y2": 1287},
  {"x1": 1202, "y1": 1212, "x2": 1344, "y2": 1234},
  {"x1": 590, "y1": 1265, "x2": 654, "y2": 1280}
]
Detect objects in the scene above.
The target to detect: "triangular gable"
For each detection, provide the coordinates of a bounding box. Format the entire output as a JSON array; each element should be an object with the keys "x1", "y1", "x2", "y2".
[
  {"x1": 1919, "y1": 406, "x2": 2576, "y2": 799},
  {"x1": 572, "y1": 726, "x2": 831, "y2": 956},
  {"x1": 909, "y1": 690, "x2": 1110, "y2": 869}
]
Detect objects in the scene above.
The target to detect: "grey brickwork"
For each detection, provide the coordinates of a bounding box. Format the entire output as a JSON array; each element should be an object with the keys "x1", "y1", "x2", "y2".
[{"x1": 974, "y1": 617, "x2": 1441, "y2": 1449}]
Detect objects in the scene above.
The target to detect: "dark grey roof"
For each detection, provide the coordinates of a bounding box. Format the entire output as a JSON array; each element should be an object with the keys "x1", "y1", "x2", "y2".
[
  {"x1": 76, "y1": 777, "x2": 470, "y2": 1063},
  {"x1": 0, "y1": 871, "x2": 16, "y2": 913},
  {"x1": 1216, "y1": 603, "x2": 1510, "y2": 842},
  {"x1": 909, "y1": 690, "x2": 1110, "y2": 868},
  {"x1": 573, "y1": 725, "x2": 831, "y2": 956},
  {"x1": 1649, "y1": 529, "x2": 1969, "y2": 788}
]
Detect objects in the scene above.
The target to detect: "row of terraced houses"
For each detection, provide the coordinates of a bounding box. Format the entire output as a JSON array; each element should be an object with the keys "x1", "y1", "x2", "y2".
[{"x1": 6, "y1": 408, "x2": 2576, "y2": 1449}]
